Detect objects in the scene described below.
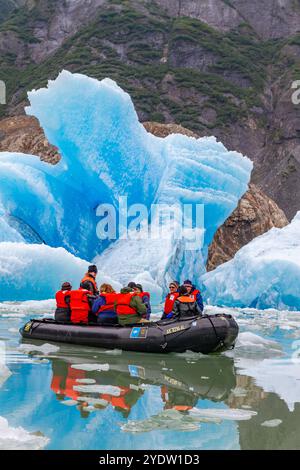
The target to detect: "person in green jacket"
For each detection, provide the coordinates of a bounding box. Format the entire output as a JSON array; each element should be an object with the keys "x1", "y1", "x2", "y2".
[{"x1": 116, "y1": 287, "x2": 147, "y2": 326}]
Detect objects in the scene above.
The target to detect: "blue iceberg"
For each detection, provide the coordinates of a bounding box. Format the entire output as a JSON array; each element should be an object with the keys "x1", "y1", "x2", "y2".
[
  {"x1": 202, "y1": 212, "x2": 300, "y2": 310},
  {"x1": 0, "y1": 71, "x2": 252, "y2": 300}
]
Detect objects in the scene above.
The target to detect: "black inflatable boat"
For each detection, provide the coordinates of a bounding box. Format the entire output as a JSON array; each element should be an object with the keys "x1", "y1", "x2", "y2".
[{"x1": 20, "y1": 313, "x2": 238, "y2": 354}]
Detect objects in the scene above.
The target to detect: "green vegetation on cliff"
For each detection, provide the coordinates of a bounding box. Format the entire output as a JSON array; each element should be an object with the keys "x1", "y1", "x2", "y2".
[{"x1": 0, "y1": 0, "x2": 297, "y2": 130}]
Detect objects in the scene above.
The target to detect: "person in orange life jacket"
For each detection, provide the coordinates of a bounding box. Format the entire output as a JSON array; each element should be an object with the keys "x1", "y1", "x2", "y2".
[
  {"x1": 55, "y1": 281, "x2": 72, "y2": 323},
  {"x1": 183, "y1": 279, "x2": 204, "y2": 312},
  {"x1": 172, "y1": 285, "x2": 203, "y2": 319},
  {"x1": 161, "y1": 281, "x2": 179, "y2": 320},
  {"x1": 80, "y1": 264, "x2": 99, "y2": 296},
  {"x1": 115, "y1": 286, "x2": 147, "y2": 326},
  {"x1": 92, "y1": 283, "x2": 118, "y2": 325},
  {"x1": 135, "y1": 283, "x2": 151, "y2": 320},
  {"x1": 69, "y1": 282, "x2": 95, "y2": 324}
]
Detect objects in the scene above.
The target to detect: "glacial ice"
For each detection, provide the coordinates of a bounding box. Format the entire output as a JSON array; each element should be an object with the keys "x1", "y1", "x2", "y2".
[
  {"x1": 18, "y1": 343, "x2": 60, "y2": 355},
  {"x1": 0, "y1": 242, "x2": 120, "y2": 301},
  {"x1": 0, "y1": 416, "x2": 49, "y2": 450},
  {"x1": 202, "y1": 212, "x2": 300, "y2": 310},
  {"x1": 0, "y1": 70, "x2": 252, "y2": 300}
]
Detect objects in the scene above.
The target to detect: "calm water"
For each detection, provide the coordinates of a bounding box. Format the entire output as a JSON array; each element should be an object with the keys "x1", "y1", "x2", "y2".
[{"x1": 0, "y1": 301, "x2": 300, "y2": 450}]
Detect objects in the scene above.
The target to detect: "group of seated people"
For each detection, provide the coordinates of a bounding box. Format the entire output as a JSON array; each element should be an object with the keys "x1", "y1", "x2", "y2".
[{"x1": 55, "y1": 264, "x2": 204, "y2": 326}]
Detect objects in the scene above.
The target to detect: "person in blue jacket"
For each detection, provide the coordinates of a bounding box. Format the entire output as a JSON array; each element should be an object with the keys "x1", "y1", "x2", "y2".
[{"x1": 92, "y1": 283, "x2": 118, "y2": 325}]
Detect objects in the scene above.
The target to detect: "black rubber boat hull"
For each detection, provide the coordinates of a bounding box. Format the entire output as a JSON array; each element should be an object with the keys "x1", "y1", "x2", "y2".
[{"x1": 20, "y1": 314, "x2": 238, "y2": 354}]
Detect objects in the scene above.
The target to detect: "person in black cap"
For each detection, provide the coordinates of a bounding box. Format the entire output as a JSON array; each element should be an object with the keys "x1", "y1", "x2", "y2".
[
  {"x1": 80, "y1": 265, "x2": 99, "y2": 296},
  {"x1": 183, "y1": 279, "x2": 204, "y2": 312},
  {"x1": 55, "y1": 281, "x2": 72, "y2": 322},
  {"x1": 172, "y1": 285, "x2": 203, "y2": 319},
  {"x1": 127, "y1": 281, "x2": 137, "y2": 290}
]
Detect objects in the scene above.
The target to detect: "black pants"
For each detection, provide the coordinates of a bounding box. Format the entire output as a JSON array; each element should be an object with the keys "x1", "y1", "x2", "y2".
[
  {"x1": 97, "y1": 312, "x2": 118, "y2": 325},
  {"x1": 55, "y1": 308, "x2": 70, "y2": 323}
]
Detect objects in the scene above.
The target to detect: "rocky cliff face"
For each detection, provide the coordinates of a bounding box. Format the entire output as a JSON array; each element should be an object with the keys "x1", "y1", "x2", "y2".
[
  {"x1": 158, "y1": 0, "x2": 300, "y2": 39},
  {"x1": 206, "y1": 183, "x2": 288, "y2": 271},
  {"x1": 0, "y1": 0, "x2": 299, "y2": 220},
  {"x1": 0, "y1": 115, "x2": 60, "y2": 163}
]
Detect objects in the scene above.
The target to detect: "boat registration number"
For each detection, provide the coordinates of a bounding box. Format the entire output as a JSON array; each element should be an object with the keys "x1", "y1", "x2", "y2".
[{"x1": 166, "y1": 324, "x2": 187, "y2": 335}]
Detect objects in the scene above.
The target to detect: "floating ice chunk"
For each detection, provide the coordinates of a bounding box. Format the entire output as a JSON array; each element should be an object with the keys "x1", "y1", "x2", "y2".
[
  {"x1": 231, "y1": 387, "x2": 247, "y2": 397},
  {"x1": 102, "y1": 349, "x2": 122, "y2": 356},
  {"x1": 235, "y1": 332, "x2": 282, "y2": 353},
  {"x1": 202, "y1": 212, "x2": 300, "y2": 310},
  {"x1": 189, "y1": 407, "x2": 257, "y2": 421},
  {"x1": 174, "y1": 350, "x2": 207, "y2": 360},
  {"x1": 261, "y1": 419, "x2": 282, "y2": 427},
  {"x1": 71, "y1": 364, "x2": 110, "y2": 372},
  {"x1": 122, "y1": 406, "x2": 256, "y2": 434},
  {"x1": 77, "y1": 397, "x2": 109, "y2": 407},
  {"x1": 73, "y1": 384, "x2": 121, "y2": 396},
  {"x1": 19, "y1": 343, "x2": 60, "y2": 355},
  {"x1": 0, "y1": 341, "x2": 12, "y2": 389},
  {"x1": 122, "y1": 409, "x2": 203, "y2": 433},
  {"x1": 82, "y1": 406, "x2": 95, "y2": 412},
  {"x1": 75, "y1": 378, "x2": 96, "y2": 384},
  {"x1": 61, "y1": 400, "x2": 78, "y2": 406},
  {"x1": 0, "y1": 416, "x2": 49, "y2": 450}
]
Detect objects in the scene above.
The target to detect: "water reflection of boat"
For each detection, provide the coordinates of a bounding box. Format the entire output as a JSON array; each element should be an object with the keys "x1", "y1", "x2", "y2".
[{"x1": 47, "y1": 345, "x2": 237, "y2": 418}]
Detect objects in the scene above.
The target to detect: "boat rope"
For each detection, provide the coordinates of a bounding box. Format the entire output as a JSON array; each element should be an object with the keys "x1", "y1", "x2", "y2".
[{"x1": 205, "y1": 314, "x2": 225, "y2": 350}]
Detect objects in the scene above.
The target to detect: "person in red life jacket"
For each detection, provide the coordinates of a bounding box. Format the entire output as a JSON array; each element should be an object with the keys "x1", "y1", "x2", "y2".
[
  {"x1": 92, "y1": 283, "x2": 118, "y2": 325},
  {"x1": 80, "y1": 264, "x2": 99, "y2": 296},
  {"x1": 51, "y1": 361, "x2": 85, "y2": 401},
  {"x1": 183, "y1": 279, "x2": 204, "y2": 313},
  {"x1": 115, "y1": 286, "x2": 147, "y2": 326},
  {"x1": 135, "y1": 283, "x2": 151, "y2": 320},
  {"x1": 55, "y1": 281, "x2": 72, "y2": 322},
  {"x1": 172, "y1": 285, "x2": 203, "y2": 319},
  {"x1": 161, "y1": 281, "x2": 179, "y2": 320},
  {"x1": 50, "y1": 360, "x2": 91, "y2": 417},
  {"x1": 69, "y1": 283, "x2": 95, "y2": 324}
]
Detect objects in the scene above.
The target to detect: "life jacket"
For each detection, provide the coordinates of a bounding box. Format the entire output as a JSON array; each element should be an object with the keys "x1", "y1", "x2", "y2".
[
  {"x1": 97, "y1": 292, "x2": 118, "y2": 314},
  {"x1": 190, "y1": 289, "x2": 200, "y2": 301},
  {"x1": 65, "y1": 366, "x2": 86, "y2": 401},
  {"x1": 137, "y1": 292, "x2": 150, "y2": 299},
  {"x1": 80, "y1": 273, "x2": 98, "y2": 295},
  {"x1": 164, "y1": 292, "x2": 179, "y2": 314},
  {"x1": 55, "y1": 290, "x2": 71, "y2": 309},
  {"x1": 115, "y1": 292, "x2": 138, "y2": 316},
  {"x1": 177, "y1": 296, "x2": 195, "y2": 303},
  {"x1": 51, "y1": 375, "x2": 64, "y2": 394},
  {"x1": 69, "y1": 288, "x2": 90, "y2": 323},
  {"x1": 161, "y1": 385, "x2": 169, "y2": 402},
  {"x1": 172, "y1": 405, "x2": 193, "y2": 411}
]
